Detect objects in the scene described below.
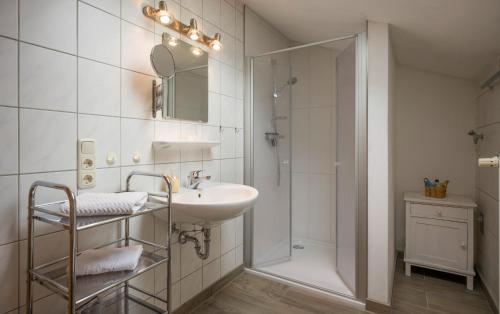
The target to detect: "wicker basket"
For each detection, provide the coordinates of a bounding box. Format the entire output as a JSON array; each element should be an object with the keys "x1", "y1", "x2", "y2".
[{"x1": 424, "y1": 179, "x2": 449, "y2": 199}]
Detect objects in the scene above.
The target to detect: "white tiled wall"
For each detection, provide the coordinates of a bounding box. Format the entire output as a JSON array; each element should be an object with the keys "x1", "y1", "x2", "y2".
[
  {"x1": 290, "y1": 46, "x2": 337, "y2": 245},
  {"x1": 0, "y1": 0, "x2": 244, "y2": 312},
  {"x1": 475, "y1": 72, "x2": 500, "y2": 307}
]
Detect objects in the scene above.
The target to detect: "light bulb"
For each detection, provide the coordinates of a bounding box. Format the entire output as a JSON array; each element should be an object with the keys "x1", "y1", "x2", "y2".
[
  {"x1": 156, "y1": 1, "x2": 173, "y2": 25},
  {"x1": 168, "y1": 36, "x2": 178, "y2": 47},
  {"x1": 191, "y1": 47, "x2": 202, "y2": 56},
  {"x1": 188, "y1": 30, "x2": 199, "y2": 41},
  {"x1": 210, "y1": 33, "x2": 222, "y2": 51},
  {"x1": 159, "y1": 14, "x2": 171, "y2": 24},
  {"x1": 187, "y1": 18, "x2": 200, "y2": 41}
]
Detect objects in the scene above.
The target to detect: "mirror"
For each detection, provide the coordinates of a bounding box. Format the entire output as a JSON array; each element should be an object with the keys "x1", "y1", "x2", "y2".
[
  {"x1": 150, "y1": 45, "x2": 175, "y2": 78},
  {"x1": 150, "y1": 38, "x2": 209, "y2": 122}
]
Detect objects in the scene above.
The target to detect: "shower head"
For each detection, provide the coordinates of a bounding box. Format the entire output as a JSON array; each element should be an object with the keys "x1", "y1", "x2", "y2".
[{"x1": 273, "y1": 77, "x2": 298, "y2": 98}]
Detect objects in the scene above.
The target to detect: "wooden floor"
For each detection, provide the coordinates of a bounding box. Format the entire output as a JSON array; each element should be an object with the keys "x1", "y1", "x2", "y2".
[
  {"x1": 190, "y1": 256, "x2": 495, "y2": 314},
  {"x1": 391, "y1": 256, "x2": 494, "y2": 314}
]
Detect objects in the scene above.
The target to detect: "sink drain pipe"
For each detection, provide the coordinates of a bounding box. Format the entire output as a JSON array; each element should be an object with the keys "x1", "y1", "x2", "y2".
[{"x1": 178, "y1": 226, "x2": 211, "y2": 260}]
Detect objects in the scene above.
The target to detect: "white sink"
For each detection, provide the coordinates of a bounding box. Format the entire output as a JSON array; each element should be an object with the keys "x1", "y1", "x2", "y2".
[{"x1": 152, "y1": 183, "x2": 259, "y2": 225}]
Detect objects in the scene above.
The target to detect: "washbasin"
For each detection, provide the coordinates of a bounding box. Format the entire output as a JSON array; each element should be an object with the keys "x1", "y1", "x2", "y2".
[{"x1": 152, "y1": 183, "x2": 259, "y2": 225}]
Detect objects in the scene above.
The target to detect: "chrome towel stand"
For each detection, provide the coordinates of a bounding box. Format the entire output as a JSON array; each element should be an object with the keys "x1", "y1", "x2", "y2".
[{"x1": 26, "y1": 171, "x2": 172, "y2": 314}]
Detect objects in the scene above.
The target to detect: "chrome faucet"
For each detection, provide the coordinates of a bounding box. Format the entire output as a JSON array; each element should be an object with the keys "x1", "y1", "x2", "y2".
[{"x1": 187, "y1": 170, "x2": 211, "y2": 189}]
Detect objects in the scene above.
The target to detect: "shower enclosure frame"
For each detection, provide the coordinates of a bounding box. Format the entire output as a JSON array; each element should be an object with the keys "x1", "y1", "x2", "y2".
[{"x1": 243, "y1": 32, "x2": 368, "y2": 302}]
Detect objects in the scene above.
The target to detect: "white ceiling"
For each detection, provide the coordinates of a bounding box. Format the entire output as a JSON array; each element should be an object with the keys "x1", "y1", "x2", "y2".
[{"x1": 244, "y1": 0, "x2": 500, "y2": 81}]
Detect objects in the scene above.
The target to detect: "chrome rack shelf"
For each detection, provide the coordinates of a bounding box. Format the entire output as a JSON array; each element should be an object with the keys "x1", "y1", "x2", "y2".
[{"x1": 26, "y1": 171, "x2": 173, "y2": 314}]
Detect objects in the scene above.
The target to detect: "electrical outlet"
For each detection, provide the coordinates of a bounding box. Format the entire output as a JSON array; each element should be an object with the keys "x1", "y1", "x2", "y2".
[{"x1": 78, "y1": 139, "x2": 96, "y2": 189}]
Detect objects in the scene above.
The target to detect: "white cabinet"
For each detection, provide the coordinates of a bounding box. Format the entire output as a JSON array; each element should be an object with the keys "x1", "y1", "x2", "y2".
[{"x1": 404, "y1": 192, "x2": 476, "y2": 290}]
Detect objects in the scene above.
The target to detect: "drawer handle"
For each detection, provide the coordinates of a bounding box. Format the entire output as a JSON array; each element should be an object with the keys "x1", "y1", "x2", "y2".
[{"x1": 461, "y1": 242, "x2": 467, "y2": 250}]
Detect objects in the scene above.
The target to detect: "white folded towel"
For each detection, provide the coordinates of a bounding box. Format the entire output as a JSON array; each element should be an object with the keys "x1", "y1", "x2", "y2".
[
  {"x1": 60, "y1": 192, "x2": 148, "y2": 216},
  {"x1": 75, "y1": 245, "x2": 143, "y2": 276}
]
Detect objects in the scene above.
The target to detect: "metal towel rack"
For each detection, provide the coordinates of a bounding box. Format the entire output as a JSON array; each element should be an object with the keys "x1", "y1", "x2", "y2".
[{"x1": 26, "y1": 171, "x2": 173, "y2": 314}]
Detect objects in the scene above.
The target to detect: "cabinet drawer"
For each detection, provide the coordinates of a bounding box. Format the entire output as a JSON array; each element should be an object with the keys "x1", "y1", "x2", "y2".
[{"x1": 410, "y1": 204, "x2": 468, "y2": 221}]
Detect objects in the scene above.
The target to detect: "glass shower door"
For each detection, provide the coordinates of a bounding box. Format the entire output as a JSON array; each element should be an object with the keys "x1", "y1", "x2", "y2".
[{"x1": 251, "y1": 53, "x2": 292, "y2": 267}]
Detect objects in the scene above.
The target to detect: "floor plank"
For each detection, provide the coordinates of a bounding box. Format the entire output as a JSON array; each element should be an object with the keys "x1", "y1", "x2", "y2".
[{"x1": 191, "y1": 255, "x2": 495, "y2": 314}]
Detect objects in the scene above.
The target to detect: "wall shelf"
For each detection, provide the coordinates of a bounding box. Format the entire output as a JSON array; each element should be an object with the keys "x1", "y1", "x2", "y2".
[{"x1": 153, "y1": 140, "x2": 220, "y2": 150}]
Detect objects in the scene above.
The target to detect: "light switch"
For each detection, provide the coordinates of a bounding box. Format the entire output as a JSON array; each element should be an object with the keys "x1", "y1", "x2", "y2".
[{"x1": 81, "y1": 141, "x2": 94, "y2": 154}]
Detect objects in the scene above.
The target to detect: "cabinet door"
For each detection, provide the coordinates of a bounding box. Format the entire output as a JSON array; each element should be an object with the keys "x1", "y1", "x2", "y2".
[{"x1": 408, "y1": 217, "x2": 468, "y2": 270}]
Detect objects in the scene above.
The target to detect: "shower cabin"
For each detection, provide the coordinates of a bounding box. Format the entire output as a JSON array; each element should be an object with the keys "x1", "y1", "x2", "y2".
[{"x1": 245, "y1": 33, "x2": 367, "y2": 300}]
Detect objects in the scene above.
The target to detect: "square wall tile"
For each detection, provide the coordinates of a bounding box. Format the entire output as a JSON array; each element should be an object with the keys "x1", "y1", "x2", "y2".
[
  {"x1": 203, "y1": 0, "x2": 220, "y2": 26},
  {"x1": 181, "y1": 0, "x2": 202, "y2": 16},
  {"x1": 0, "y1": 37, "x2": 18, "y2": 107},
  {"x1": 235, "y1": 158, "x2": 243, "y2": 184},
  {"x1": 220, "y1": 219, "x2": 235, "y2": 254},
  {"x1": 20, "y1": 109, "x2": 77, "y2": 173},
  {"x1": 180, "y1": 232, "x2": 203, "y2": 278},
  {"x1": 121, "y1": 118, "x2": 154, "y2": 166},
  {"x1": 220, "y1": 0, "x2": 235, "y2": 36},
  {"x1": 292, "y1": 173, "x2": 308, "y2": 238},
  {"x1": 208, "y1": 58, "x2": 221, "y2": 93},
  {"x1": 220, "y1": 158, "x2": 235, "y2": 183},
  {"x1": 235, "y1": 128, "x2": 243, "y2": 158},
  {"x1": 78, "y1": 58, "x2": 121, "y2": 116},
  {"x1": 202, "y1": 159, "x2": 220, "y2": 182},
  {"x1": 202, "y1": 125, "x2": 221, "y2": 160},
  {"x1": 0, "y1": 0, "x2": 18, "y2": 38},
  {"x1": 121, "y1": 20, "x2": 155, "y2": 75},
  {"x1": 20, "y1": 43, "x2": 77, "y2": 112},
  {"x1": 308, "y1": 173, "x2": 331, "y2": 242},
  {"x1": 0, "y1": 107, "x2": 18, "y2": 175},
  {"x1": 0, "y1": 176, "x2": 18, "y2": 245},
  {"x1": 208, "y1": 92, "x2": 221, "y2": 126},
  {"x1": 220, "y1": 127, "x2": 235, "y2": 158},
  {"x1": 220, "y1": 63, "x2": 235, "y2": 97},
  {"x1": 0, "y1": 242, "x2": 19, "y2": 312},
  {"x1": 220, "y1": 33, "x2": 235, "y2": 67},
  {"x1": 220, "y1": 248, "x2": 235, "y2": 276},
  {"x1": 235, "y1": 11, "x2": 243, "y2": 41},
  {"x1": 235, "y1": 244, "x2": 243, "y2": 266},
  {"x1": 20, "y1": 0, "x2": 77, "y2": 54},
  {"x1": 78, "y1": 114, "x2": 121, "y2": 168},
  {"x1": 83, "y1": 0, "x2": 120, "y2": 16},
  {"x1": 154, "y1": 120, "x2": 181, "y2": 164},
  {"x1": 180, "y1": 268, "x2": 202, "y2": 304},
  {"x1": 202, "y1": 258, "x2": 220, "y2": 289},
  {"x1": 79, "y1": 2, "x2": 120, "y2": 66},
  {"x1": 309, "y1": 47, "x2": 333, "y2": 108},
  {"x1": 121, "y1": 0, "x2": 154, "y2": 31},
  {"x1": 121, "y1": 69, "x2": 154, "y2": 119},
  {"x1": 309, "y1": 107, "x2": 332, "y2": 174},
  {"x1": 221, "y1": 95, "x2": 235, "y2": 127},
  {"x1": 180, "y1": 123, "x2": 203, "y2": 162},
  {"x1": 235, "y1": 215, "x2": 243, "y2": 246}
]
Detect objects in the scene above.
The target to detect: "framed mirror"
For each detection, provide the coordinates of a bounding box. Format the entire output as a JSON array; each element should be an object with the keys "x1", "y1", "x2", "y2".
[{"x1": 150, "y1": 36, "x2": 209, "y2": 122}]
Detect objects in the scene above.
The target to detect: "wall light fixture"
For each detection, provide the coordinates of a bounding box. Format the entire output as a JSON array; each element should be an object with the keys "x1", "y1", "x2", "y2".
[{"x1": 143, "y1": 1, "x2": 222, "y2": 50}]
